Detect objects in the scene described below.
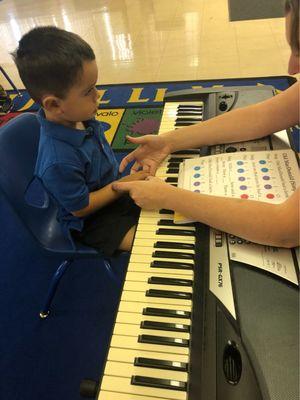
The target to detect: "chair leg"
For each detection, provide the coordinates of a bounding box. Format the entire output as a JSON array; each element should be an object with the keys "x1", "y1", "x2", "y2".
[
  {"x1": 103, "y1": 257, "x2": 121, "y2": 283},
  {"x1": 39, "y1": 259, "x2": 73, "y2": 319},
  {"x1": 0, "y1": 66, "x2": 22, "y2": 97}
]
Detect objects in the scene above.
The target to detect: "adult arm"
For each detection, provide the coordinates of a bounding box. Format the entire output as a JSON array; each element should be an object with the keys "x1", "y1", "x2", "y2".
[{"x1": 112, "y1": 178, "x2": 300, "y2": 248}]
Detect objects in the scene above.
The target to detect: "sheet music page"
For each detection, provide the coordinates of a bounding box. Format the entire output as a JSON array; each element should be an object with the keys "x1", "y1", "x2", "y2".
[{"x1": 176, "y1": 149, "x2": 299, "y2": 284}]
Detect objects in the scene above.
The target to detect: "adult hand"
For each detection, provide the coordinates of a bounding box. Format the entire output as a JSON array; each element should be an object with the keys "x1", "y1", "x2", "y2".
[
  {"x1": 119, "y1": 134, "x2": 172, "y2": 175},
  {"x1": 112, "y1": 176, "x2": 175, "y2": 210}
]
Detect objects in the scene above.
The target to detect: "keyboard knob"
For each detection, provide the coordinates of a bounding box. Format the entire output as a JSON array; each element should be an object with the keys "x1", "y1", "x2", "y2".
[
  {"x1": 219, "y1": 101, "x2": 228, "y2": 111},
  {"x1": 225, "y1": 146, "x2": 237, "y2": 153}
]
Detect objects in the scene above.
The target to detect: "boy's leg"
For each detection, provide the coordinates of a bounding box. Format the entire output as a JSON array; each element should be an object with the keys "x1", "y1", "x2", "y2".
[{"x1": 118, "y1": 225, "x2": 136, "y2": 252}]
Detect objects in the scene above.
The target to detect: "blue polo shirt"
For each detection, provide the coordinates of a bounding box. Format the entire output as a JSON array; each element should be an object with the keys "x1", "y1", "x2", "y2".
[{"x1": 34, "y1": 109, "x2": 119, "y2": 239}]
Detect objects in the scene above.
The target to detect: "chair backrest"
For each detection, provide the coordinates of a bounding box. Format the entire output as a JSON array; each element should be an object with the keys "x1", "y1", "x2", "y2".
[{"x1": 0, "y1": 113, "x2": 78, "y2": 253}]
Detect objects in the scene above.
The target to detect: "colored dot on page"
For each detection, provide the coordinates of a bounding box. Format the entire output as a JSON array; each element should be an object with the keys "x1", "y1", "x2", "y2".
[
  {"x1": 237, "y1": 168, "x2": 245, "y2": 173},
  {"x1": 259, "y1": 160, "x2": 267, "y2": 164},
  {"x1": 240, "y1": 194, "x2": 249, "y2": 199},
  {"x1": 266, "y1": 193, "x2": 275, "y2": 199}
]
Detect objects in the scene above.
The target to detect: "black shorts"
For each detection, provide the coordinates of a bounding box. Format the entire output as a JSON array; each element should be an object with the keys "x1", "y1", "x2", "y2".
[{"x1": 72, "y1": 195, "x2": 140, "y2": 256}]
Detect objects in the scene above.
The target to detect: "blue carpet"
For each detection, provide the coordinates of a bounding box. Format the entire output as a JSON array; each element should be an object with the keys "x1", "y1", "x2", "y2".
[{"x1": 0, "y1": 153, "x2": 131, "y2": 400}]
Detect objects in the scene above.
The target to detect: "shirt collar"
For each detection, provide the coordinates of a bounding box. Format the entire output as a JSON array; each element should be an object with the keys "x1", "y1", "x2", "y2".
[{"x1": 37, "y1": 108, "x2": 98, "y2": 147}]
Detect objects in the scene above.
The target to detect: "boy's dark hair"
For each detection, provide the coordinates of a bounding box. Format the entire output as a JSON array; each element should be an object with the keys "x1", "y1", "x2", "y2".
[
  {"x1": 12, "y1": 26, "x2": 95, "y2": 104},
  {"x1": 285, "y1": 0, "x2": 300, "y2": 54}
]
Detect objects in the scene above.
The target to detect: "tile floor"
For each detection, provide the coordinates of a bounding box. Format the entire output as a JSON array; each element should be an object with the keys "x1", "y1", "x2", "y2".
[{"x1": 0, "y1": 0, "x2": 297, "y2": 90}]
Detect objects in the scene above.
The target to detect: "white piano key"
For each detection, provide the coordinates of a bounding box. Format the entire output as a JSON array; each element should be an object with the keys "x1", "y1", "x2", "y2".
[
  {"x1": 156, "y1": 172, "x2": 179, "y2": 179},
  {"x1": 136, "y1": 224, "x2": 195, "y2": 232},
  {"x1": 104, "y1": 360, "x2": 188, "y2": 381},
  {"x1": 121, "y1": 291, "x2": 192, "y2": 306},
  {"x1": 133, "y1": 238, "x2": 194, "y2": 248},
  {"x1": 116, "y1": 311, "x2": 190, "y2": 327},
  {"x1": 98, "y1": 391, "x2": 165, "y2": 400},
  {"x1": 107, "y1": 347, "x2": 188, "y2": 364},
  {"x1": 131, "y1": 246, "x2": 195, "y2": 256},
  {"x1": 134, "y1": 231, "x2": 195, "y2": 243},
  {"x1": 129, "y1": 254, "x2": 194, "y2": 265},
  {"x1": 125, "y1": 272, "x2": 193, "y2": 282},
  {"x1": 135, "y1": 229, "x2": 196, "y2": 244},
  {"x1": 110, "y1": 334, "x2": 189, "y2": 355},
  {"x1": 138, "y1": 215, "x2": 175, "y2": 223},
  {"x1": 118, "y1": 300, "x2": 192, "y2": 315},
  {"x1": 127, "y1": 262, "x2": 194, "y2": 276},
  {"x1": 112, "y1": 323, "x2": 190, "y2": 340},
  {"x1": 99, "y1": 375, "x2": 186, "y2": 400},
  {"x1": 123, "y1": 281, "x2": 193, "y2": 294}
]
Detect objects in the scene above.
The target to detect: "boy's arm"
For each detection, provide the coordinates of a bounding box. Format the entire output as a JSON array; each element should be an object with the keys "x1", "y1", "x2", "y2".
[
  {"x1": 72, "y1": 171, "x2": 148, "y2": 218},
  {"x1": 164, "y1": 81, "x2": 300, "y2": 152}
]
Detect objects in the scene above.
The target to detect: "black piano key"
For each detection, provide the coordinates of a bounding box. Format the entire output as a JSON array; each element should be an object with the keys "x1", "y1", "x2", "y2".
[
  {"x1": 168, "y1": 157, "x2": 185, "y2": 163},
  {"x1": 143, "y1": 307, "x2": 191, "y2": 319},
  {"x1": 148, "y1": 276, "x2": 193, "y2": 286},
  {"x1": 152, "y1": 250, "x2": 194, "y2": 260},
  {"x1": 158, "y1": 219, "x2": 194, "y2": 227},
  {"x1": 167, "y1": 162, "x2": 181, "y2": 168},
  {"x1": 159, "y1": 209, "x2": 174, "y2": 214},
  {"x1": 156, "y1": 228, "x2": 195, "y2": 236},
  {"x1": 175, "y1": 117, "x2": 202, "y2": 122},
  {"x1": 171, "y1": 150, "x2": 200, "y2": 155},
  {"x1": 151, "y1": 260, "x2": 193, "y2": 270},
  {"x1": 138, "y1": 334, "x2": 189, "y2": 347},
  {"x1": 154, "y1": 241, "x2": 195, "y2": 250},
  {"x1": 177, "y1": 112, "x2": 202, "y2": 116},
  {"x1": 177, "y1": 105, "x2": 203, "y2": 109},
  {"x1": 166, "y1": 168, "x2": 179, "y2": 174},
  {"x1": 146, "y1": 289, "x2": 192, "y2": 300},
  {"x1": 141, "y1": 320, "x2": 190, "y2": 333},
  {"x1": 134, "y1": 357, "x2": 188, "y2": 372},
  {"x1": 165, "y1": 177, "x2": 178, "y2": 183},
  {"x1": 175, "y1": 122, "x2": 199, "y2": 127},
  {"x1": 131, "y1": 375, "x2": 187, "y2": 391}
]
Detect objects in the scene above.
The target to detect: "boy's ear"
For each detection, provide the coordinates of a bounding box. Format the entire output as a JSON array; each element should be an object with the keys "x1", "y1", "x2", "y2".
[{"x1": 42, "y1": 95, "x2": 63, "y2": 114}]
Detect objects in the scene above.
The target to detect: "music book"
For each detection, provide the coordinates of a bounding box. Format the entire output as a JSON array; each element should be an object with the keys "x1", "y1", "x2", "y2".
[
  {"x1": 175, "y1": 149, "x2": 299, "y2": 223},
  {"x1": 174, "y1": 149, "x2": 299, "y2": 284}
]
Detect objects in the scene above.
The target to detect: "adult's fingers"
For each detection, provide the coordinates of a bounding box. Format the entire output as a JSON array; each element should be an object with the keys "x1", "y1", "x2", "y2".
[
  {"x1": 125, "y1": 135, "x2": 149, "y2": 144},
  {"x1": 119, "y1": 154, "x2": 132, "y2": 173}
]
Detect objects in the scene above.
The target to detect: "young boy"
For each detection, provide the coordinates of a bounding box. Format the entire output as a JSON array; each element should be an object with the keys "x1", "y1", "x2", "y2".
[{"x1": 13, "y1": 26, "x2": 148, "y2": 256}]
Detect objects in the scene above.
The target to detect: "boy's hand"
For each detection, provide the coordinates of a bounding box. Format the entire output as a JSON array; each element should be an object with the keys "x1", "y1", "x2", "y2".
[{"x1": 117, "y1": 170, "x2": 150, "y2": 183}]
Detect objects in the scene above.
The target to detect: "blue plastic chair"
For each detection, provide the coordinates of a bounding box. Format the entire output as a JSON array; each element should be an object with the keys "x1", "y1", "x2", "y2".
[{"x1": 0, "y1": 113, "x2": 120, "y2": 318}]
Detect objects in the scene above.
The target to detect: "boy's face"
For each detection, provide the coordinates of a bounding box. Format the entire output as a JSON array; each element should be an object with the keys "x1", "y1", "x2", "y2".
[{"x1": 58, "y1": 59, "x2": 100, "y2": 122}]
